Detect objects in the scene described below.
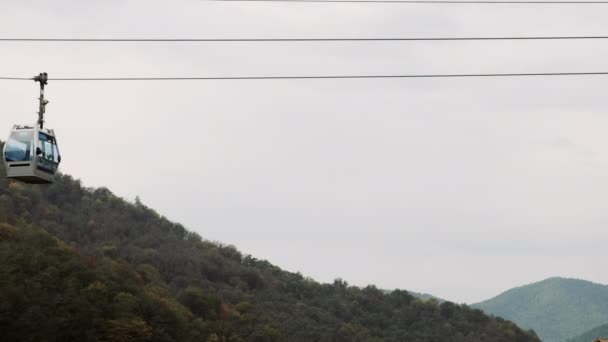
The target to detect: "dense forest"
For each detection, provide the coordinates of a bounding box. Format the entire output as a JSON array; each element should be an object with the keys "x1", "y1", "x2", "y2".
[
  {"x1": 474, "y1": 277, "x2": 608, "y2": 342},
  {"x1": 0, "y1": 142, "x2": 540, "y2": 341}
]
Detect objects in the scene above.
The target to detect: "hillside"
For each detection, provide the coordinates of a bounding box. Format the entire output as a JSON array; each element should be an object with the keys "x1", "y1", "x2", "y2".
[
  {"x1": 0, "y1": 223, "x2": 206, "y2": 342},
  {"x1": 0, "y1": 143, "x2": 539, "y2": 341},
  {"x1": 474, "y1": 277, "x2": 608, "y2": 342},
  {"x1": 566, "y1": 322, "x2": 608, "y2": 342}
]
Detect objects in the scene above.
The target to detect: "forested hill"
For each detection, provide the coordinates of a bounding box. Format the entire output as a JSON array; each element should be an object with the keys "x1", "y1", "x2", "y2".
[
  {"x1": 474, "y1": 277, "x2": 608, "y2": 342},
  {"x1": 0, "y1": 145, "x2": 539, "y2": 341}
]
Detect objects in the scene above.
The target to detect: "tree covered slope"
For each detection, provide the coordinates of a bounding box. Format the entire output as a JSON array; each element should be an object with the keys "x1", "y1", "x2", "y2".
[
  {"x1": 0, "y1": 223, "x2": 206, "y2": 342},
  {"x1": 474, "y1": 277, "x2": 608, "y2": 342},
  {"x1": 0, "y1": 143, "x2": 539, "y2": 341}
]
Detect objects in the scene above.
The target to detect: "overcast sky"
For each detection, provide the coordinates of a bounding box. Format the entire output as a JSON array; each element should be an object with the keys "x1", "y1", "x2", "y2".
[{"x1": 2, "y1": 0, "x2": 608, "y2": 303}]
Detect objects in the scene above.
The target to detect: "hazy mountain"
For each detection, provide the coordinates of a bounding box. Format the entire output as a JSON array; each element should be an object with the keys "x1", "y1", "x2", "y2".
[
  {"x1": 408, "y1": 291, "x2": 445, "y2": 303},
  {"x1": 0, "y1": 142, "x2": 540, "y2": 341},
  {"x1": 474, "y1": 277, "x2": 608, "y2": 342},
  {"x1": 381, "y1": 289, "x2": 445, "y2": 303},
  {"x1": 566, "y1": 322, "x2": 608, "y2": 342}
]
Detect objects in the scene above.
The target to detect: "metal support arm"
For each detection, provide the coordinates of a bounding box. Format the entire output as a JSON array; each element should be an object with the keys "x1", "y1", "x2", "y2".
[{"x1": 34, "y1": 72, "x2": 48, "y2": 129}]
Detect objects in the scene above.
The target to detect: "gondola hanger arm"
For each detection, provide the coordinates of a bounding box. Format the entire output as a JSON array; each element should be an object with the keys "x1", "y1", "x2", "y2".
[{"x1": 34, "y1": 72, "x2": 48, "y2": 129}]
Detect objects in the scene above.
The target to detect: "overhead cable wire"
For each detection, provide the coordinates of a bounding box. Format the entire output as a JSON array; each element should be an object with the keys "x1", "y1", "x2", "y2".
[
  {"x1": 3, "y1": 36, "x2": 608, "y2": 42},
  {"x1": 2, "y1": 72, "x2": 608, "y2": 81},
  {"x1": 211, "y1": 0, "x2": 608, "y2": 4}
]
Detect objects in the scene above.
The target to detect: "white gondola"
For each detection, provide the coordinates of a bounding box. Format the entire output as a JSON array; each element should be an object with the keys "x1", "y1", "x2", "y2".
[
  {"x1": 3, "y1": 125, "x2": 60, "y2": 184},
  {"x1": 3, "y1": 73, "x2": 61, "y2": 184}
]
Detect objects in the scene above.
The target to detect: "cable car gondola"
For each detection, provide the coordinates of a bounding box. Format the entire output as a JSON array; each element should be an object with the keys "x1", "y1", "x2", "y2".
[{"x1": 3, "y1": 73, "x2": 61, "y2": 184}]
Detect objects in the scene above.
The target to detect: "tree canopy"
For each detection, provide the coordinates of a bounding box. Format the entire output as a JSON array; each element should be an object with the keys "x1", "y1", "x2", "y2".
[{"x1": 0, "y1": 142, "x2": 540, "y2": 341}]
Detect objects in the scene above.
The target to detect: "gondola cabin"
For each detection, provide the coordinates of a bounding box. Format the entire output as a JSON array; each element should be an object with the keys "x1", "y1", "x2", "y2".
[{"x1": 3, "y1": 124, "x2": 60, "y2": 184}]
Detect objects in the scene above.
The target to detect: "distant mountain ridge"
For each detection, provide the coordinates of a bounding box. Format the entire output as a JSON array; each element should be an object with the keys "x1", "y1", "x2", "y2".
[
  {"x1": 381, "y1": 289, "x2": 445, "y2": 303},
  {"x1": 474, "y1": 277, "x2": 608, "y2": 342},
  {"x1": 408, "y1": 291, "x2": 445, "y2": 303},
  {"x1": 567, "y1": 322, "x2": 608, "y2": 342}
]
